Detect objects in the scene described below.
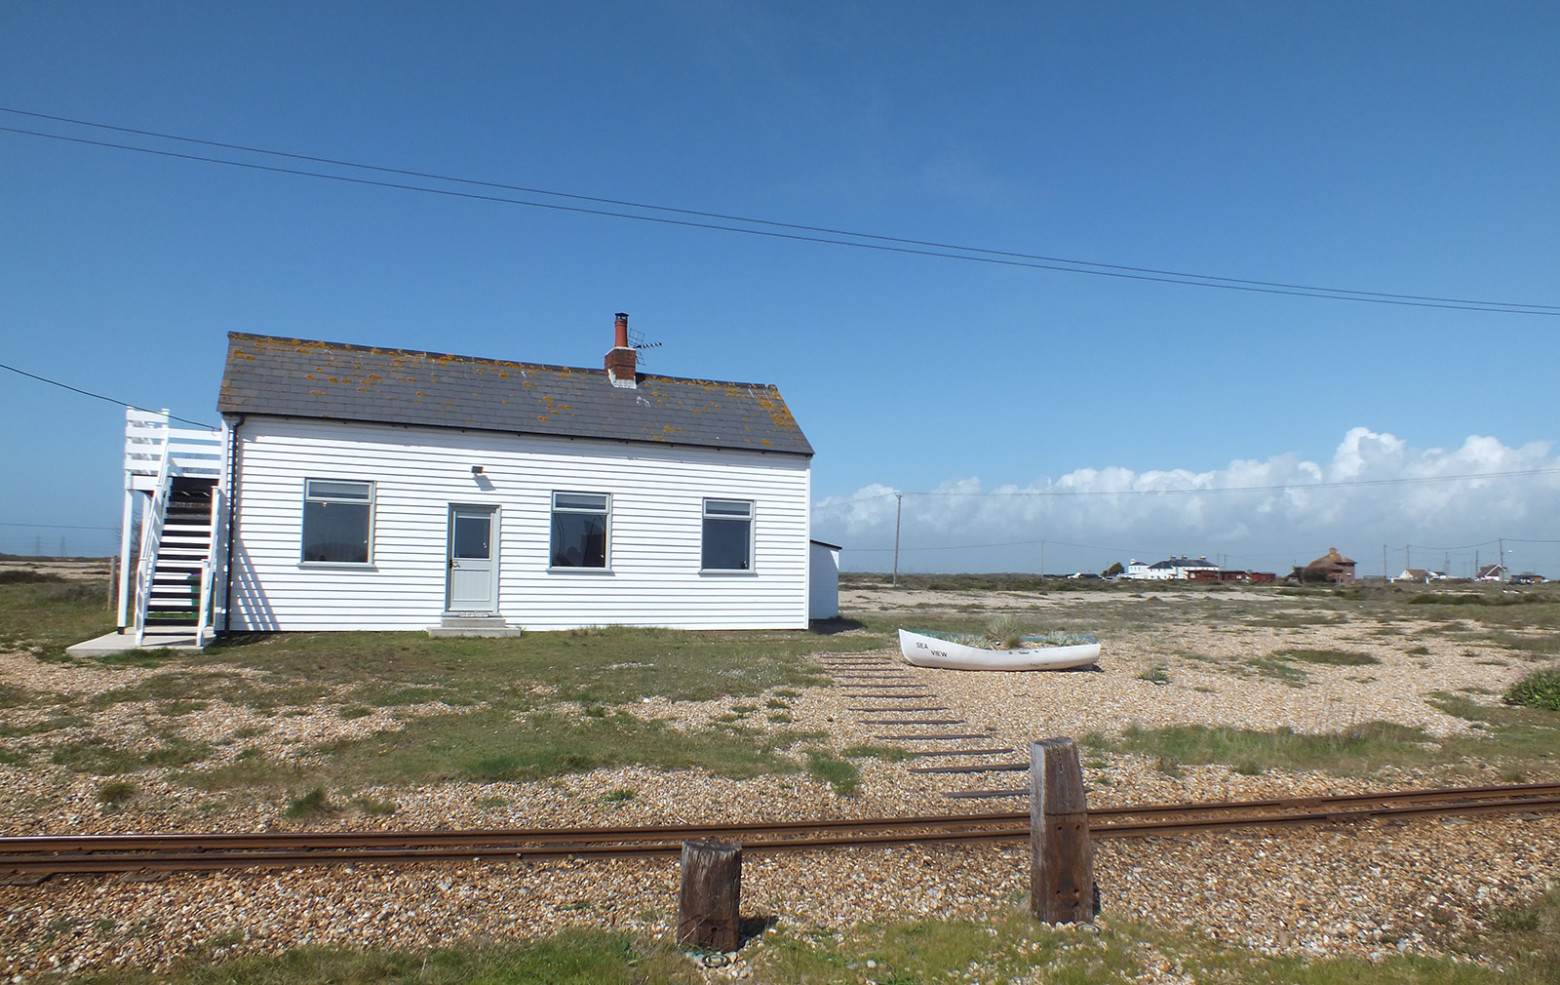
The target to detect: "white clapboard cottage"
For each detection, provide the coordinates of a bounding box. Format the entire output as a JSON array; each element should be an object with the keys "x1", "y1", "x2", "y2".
[{"x1": 107, "y1": 315, "x2": 818, "y2": 647}]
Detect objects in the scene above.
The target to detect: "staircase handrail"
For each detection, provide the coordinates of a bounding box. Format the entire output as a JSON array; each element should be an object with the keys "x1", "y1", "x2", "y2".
[
  {"x1": 131, "y1": 447, "x2": 174, "y2": 647},
  {"x1": 195, "y1": 556, "x2": 215, "y2": 647}
]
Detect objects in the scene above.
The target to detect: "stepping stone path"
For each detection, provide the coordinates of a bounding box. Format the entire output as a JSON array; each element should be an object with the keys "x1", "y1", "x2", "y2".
[{"x1": 816, "y1": 654, "x2": 1030, "y2": 801}]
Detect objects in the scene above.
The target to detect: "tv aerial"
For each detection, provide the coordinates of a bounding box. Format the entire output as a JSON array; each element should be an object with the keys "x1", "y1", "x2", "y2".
[{"x1": 628, "y1": 329, "x2": 663, "y2": 366}]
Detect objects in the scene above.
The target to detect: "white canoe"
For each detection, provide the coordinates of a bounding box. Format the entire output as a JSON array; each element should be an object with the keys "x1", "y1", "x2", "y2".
[{"x1": 898, "y1": 628, "x2": 1100, "y2": 672}]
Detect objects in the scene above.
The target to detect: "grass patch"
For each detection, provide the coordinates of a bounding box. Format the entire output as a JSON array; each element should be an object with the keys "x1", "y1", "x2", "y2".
[
  {"x1": 1481, "y1": 632, "x2": 1560, "y2": 660},
  {"x1": 805, "y1": 749, "x2": 860, "y2": 796},
  {"x1": 198, "y1": 625, "x2": 876, "y2": 708},
  {"x1": 841, "y1": 744, "x2": 911, "y2": 762},
  {"x1": 0, "y1": 712, "x2": 87, "y2": 737},
  {"x1": 600, "y1": 788, "x2": 636, "y2": 804},
  {"x1": 1114, "y1": 721, "x2": 1434, "y2": 775},
  {"x1": 0, "y1": 578, "x2": 115, "y2": 657},
  {"x1": 174, "y1": 710, "x2": 825, "y2": 793},
  {"x1": 1243, "y1": 657, "x2": 1309, "y2": 687},
  {"x1": 0, "y1": 568, "x2": 67, "y2": 583},
  {"x1": 340, "y1": 711, "x2": 813, "y2": 789},
  {"x1": 1137, "y1": 665, "x2": 1171, "y2": 685},
  {"x1": 96, "y1": 780, "x2": 137, "y2": 809},
  {"x1": 157, "y1": 699, "x2": 210, "y2": 716},
  {"x1": 51, "y1": 739, "x2": 150, "y2": 775},
  {"x1": 67, "y1": 896, "x2": 1560, "y2": 985},
  {"x1": 1273, "y1": 647, "x2": 1381, "y2": 666},
  {"x1": 142, "y1": 734, "x2": 213, "y2": 768},
  {"x1": 0, "y1": 683, "x2": 38, "y2": 709},
  {"x1": 353, "y1": 795, "x2": 397, "y2": 816},
  {"x1": 89, "y1": 670, "x2": 330, "y2": 714},
  {"x1": 172, "y1": 748, "x2": 311, "y2": 790},
  {"x1": 1242, "y1": 611, "x2": 1343, "y2": 628},
  {"x1": 348, "y1": 684, "x2": 453, "y2": 707},
  {"x1": 284, "y1": 787, "x2": 337, "y2": 818},
  {"x1": 1504, "y1": 669, "x2": 1560, "y2": 710}
]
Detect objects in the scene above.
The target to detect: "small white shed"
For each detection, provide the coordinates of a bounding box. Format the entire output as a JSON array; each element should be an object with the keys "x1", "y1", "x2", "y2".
[{"x1": 808, "y1": 539, "x2": 841, "y2": 620}]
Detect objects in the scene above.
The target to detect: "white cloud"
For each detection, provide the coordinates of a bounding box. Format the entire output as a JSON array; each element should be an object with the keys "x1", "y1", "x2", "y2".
[{"x1": 813, "y1": 428, "x2": 1560, "y2": 577}]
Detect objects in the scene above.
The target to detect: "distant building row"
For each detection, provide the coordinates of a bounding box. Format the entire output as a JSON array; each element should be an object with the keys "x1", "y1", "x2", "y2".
[
  {"x1": 1393, "y1": 564, "x2": 1547, "y2": 585},
  {"x1": 1123, "y1": 555, "x2": 1278, "y2": 584},
  {"x1": 1122, "y1": 548, "x2": 1357, "y2": 585}
]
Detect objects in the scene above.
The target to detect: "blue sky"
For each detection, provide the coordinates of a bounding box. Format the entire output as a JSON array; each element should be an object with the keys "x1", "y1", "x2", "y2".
[{"x1": 3, "y1": 2, "x2": 1558, "y2": 576}]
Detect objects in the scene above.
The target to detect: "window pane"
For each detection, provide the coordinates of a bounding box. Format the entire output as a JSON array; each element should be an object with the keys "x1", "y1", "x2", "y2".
[
  {"x1": 453, "y1": 514, "x2": 491, "y2": 559},
  {"x1": 554, "y1": 492, "x2": 608, "y2": 512},
  {"x1": 302, "y1": 501, "x2": 370, "y2": 563},
  {"x1": 552, "y1": 512, "x2": 607, "y2": 567},
  {"x1": 306, "y1": 480, "x2": 371, "y2": 501},
  {"x1": 702, "y1": 517, "x2": 750, "y2": 570},
  {"x1": 705, "y1": 499, "x2": 751, "y2": 517}
]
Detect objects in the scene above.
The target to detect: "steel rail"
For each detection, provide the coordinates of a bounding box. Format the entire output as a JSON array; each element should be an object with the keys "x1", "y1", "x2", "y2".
[{"x1": 4, "y1": 783, "x2": 1557, "y2": 877}]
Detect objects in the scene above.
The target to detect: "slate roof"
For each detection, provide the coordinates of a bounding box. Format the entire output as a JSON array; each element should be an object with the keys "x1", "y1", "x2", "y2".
[
  {"x1": 216, "y1": 333, "x2": 813, "y2": 456},
  {"x1": 1147, "y1": 557, "x2": 1217, "y2": 570}
]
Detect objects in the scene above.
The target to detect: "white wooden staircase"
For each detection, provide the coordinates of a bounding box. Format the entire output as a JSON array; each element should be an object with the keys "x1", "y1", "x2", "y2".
[
  {"x1": 137, "y1": 479, "x2": 219, "y2": 646},
  {"x1": 118, "y1": 409, "x2": 226, "y2": 649}
]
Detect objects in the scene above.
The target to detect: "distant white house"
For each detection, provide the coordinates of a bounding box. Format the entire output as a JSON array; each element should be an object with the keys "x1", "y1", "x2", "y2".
[
  {"x1": 106, "y1": 314, "x2": 828, "y2": 647},
  {"x1": 1395, "y1": 568, "x2": 1449, "y2": 584},
  {"x1": 1124, "y1": 556, "x2": 1220, "y2": 580},
  {"x1": 1476, "y1": 564, "x2": 1509, "y2": 582}
]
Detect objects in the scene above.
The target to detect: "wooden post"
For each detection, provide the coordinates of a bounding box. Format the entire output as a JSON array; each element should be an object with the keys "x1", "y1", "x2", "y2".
[
  {"x1": 678, "y1": 839, "x2": 741, "y2": 951},
  {"x1": 1030, "y1": 737, "x2": 1094, "y2": 924}
]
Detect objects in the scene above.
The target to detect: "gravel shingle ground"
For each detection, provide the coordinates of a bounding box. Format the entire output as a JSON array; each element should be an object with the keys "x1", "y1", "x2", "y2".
[{"x1": 2, "y1": 584, "x2": 1557, "y2": 979}]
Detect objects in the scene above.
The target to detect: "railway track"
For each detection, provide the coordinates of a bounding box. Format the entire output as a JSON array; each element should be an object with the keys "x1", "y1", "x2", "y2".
[{"x1": 4, "y1": 782, "x2": 1556, "y2": 878}]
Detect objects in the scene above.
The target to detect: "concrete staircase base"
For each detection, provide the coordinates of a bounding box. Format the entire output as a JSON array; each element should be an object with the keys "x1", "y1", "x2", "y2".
[{"x1": 67, "y1": 631, "x2": 205, "y2": 657}]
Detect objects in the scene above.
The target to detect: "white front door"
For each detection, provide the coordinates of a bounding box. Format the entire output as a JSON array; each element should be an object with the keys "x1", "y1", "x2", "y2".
[{"x1": 446, "y1": 505, "x2": 498, "y2": 614}]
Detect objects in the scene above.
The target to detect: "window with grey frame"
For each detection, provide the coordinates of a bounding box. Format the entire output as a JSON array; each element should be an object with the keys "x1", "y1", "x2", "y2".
[
  {"x1": 301, "y1": 479, "x2": 373, "y2": 564},
  {"x1": 701, "y1": 498, "x2": 753, "y2": 571},
  {"x1": 550, "y1": 491, "x2": 609, "y2": 568}
]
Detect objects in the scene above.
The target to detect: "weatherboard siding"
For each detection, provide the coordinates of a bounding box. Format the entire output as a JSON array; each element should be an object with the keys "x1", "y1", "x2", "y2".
[{"x1": 227, "y1": 417, "x2": 810, "y2": 631}]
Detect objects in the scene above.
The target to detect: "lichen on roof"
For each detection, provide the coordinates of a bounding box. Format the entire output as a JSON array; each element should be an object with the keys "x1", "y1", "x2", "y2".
[{"x1": 217, "y1": 332, "x2": 813, "y2": 457}]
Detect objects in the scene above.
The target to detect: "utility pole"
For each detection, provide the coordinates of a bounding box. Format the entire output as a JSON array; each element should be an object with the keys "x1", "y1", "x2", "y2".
[
  {"x1": 1383, "y1": 545, "x2": 1388, "y2": 584},
  {"x1": 1499, "y1": 538, "x2": 1504, "y2": 572},
  {"x1": 1040, "y1": 540, "x2": 1045, "y2": 579},
  {"x1": 891, "y1": 493, "x2": 902, "y2": 588}
]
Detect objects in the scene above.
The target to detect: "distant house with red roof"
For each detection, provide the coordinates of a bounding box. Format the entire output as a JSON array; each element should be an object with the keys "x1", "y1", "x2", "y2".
[{"x1": 1299, "y1": 548, "x2": 1356, "y2": 585}]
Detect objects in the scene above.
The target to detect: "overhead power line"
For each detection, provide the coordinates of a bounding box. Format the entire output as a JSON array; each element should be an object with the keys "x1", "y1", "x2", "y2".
[
  {"x1": 4, "y1": 107, "x2": 1559, "y2": 316},
  {"x1": 810, "y1": 466, "x2": 1560, "y2": 507},
  {"x1": 0, "y1": 360, "x2": 214, "y2": 428}
]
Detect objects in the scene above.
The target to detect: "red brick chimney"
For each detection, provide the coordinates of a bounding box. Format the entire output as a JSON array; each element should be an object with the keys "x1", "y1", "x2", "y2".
[{"x1": 604, "y1": 312, "x2": 637, "y2": 388}]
